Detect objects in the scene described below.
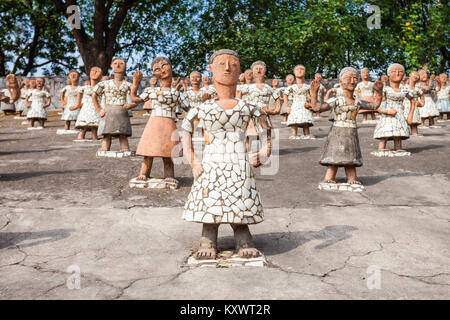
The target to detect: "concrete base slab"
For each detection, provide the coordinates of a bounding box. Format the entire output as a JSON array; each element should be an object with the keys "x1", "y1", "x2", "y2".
[
  {"x1": 318, "y1": 182, "x2": 366, "y2": 192},
  {"x1": 361, "y1": 120, "x2": 378, "y2": 125},
  {"x1": 129, "y1": 177, "x2": 179, "y2": 190},
  {"x1": 14, "y1": 116, "x2": 26, "y2": 120},
  {"x1": 27, "y1": 127, "x2": 44, "y2": 131},
  {"x1": 371, "y1": 150, "x2": 411, "y2": 157},
  {"x1": 57, "y1": 129, "x2": 79, "y2": 135},
  {"x1": 186, "y1": 251, "x2": 267, "y2": 268},
  {"x1": 96, "y1": 150, "x2": 136, "y2": 158}
]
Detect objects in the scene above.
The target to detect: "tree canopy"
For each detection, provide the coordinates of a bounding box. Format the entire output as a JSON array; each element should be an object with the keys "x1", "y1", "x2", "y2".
[{"x1": 0, "y1": 0, "x2": 447, "y2": 77}]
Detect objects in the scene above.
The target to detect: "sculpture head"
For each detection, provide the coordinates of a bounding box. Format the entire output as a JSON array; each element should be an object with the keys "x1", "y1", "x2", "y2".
[
  {"x1": 360, "y1": 68, "x2": 370, "y2": 81},
  {"x1": 286, "y1": 74, "x2": 294, "y2": 86},
  {"x1": 293, "y1": 64, "x2": 306, "y2": 78},
  {"x1": 251, "y1": 61, "x2": 266, "y2": 82},
  {"x1": 202, "y1": 75, "x2": 210, "y2": 85},
  {"x1": 23, "y1": 78, "x2": 30, "y2": 88},
  {"x1": 36, "y1": 77, "x2": 45, "y2": 89},
  {"x1": 89, "y1": 66, "x2": 102, "y2": 81},
  {"x1": 184, "y1": 77, "x2": 191, "y2": 86},
  {"x1": 244, "y1": 69, "x2": 253, "y2": 83},
  {"x1": 387, "y1": 64, "x2": 405, "y2": 83},
  {"x1": 339, "y1": 67, "x2": 358, "y2": 92},
  {"x1": 418, "y1": 69, "x2": 428, "y2": 81},
  {"x1": 381, "y1": 74, "x2": 388, "y2": 83},
  {"x1": 272, "y1": 78, "x2": 279, "y2": 88},
  {"x1": 151, "y1": 56, "x2": 172, "y2": 81},
  {"x1": 208, "y1": 49, "x2": 241, "y2": 87},
  {"x1": 239, "y1": 73, "x2": 245, "y2": 84},
  {"x1": 439, "y1": 73, "x2": 448, "y2": 84},
  {"x1": 190, "y1": 71, "x2": 201, "y2": 87},
  {"x1": 30, "y1": 79, "x2": 37, "y2": 89},
  {"x1": 68, "y1": 70, "x2": 80, "y2": 85},
  {"x1": 150, "y1": 76, "x2": 158, "y2": 87},
  {"x1": 5, "y1": 74, "x2": 18, "y2": 89},
  {"x1": 111, "y1": 57, "x2": 126, "y2": 74},
  {"x1": 409, "y1": 71, "x2": 419, "y2": 84}
]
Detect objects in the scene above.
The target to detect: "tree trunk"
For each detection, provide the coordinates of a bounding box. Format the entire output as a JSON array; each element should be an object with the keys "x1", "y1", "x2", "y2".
[{"x1": 0, "y1": 42, "x2": 6, "y2": 76}]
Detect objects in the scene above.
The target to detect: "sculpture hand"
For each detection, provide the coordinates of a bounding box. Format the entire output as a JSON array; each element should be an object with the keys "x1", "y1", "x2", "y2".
[
  {"x1": 249, "y1": 152, "x2": 261, "y2": 168},
  {"x1": 389, "y1": 109, "x2": 397, "y2": 116},
  {"x1": 175, "y1": 77, "x2": 183, "y2": 91},
  {"x1": 309, "y1": 79, "x2": 320, "y2": 95},
  {"x1": 373, "y1": 80, "x2": 383, "y2": 95},
  {"x1": 192, "y1": 163, "x2": 204, "y2": 181},
  {"x1": 99, "y1": 109, "x2": 106, "y2": 117},
  {"x1": 123, "y1": 104, "x2": 133, "y2": 110},
  {"x1": 201, "y1": 92, "x2": 211, "y2": 102},
  {"x1": 133, "y1": 70, "x2": 143, "y2": 85},
  {"x1": 69, "y1": 105, "x2": 77, "y2": 111}
]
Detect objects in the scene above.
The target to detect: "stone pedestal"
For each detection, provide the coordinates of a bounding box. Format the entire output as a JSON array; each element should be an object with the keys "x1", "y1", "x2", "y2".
[
  {"x1": 318, "y1": 182, "x2": 365, "y2": 192},
  {"x1": 96, "y1": 150, "x2": 135, "y2": 158},
  {"x1": 129, "y1": 177, "x2": 179, "y2": 190},
  {"x1": 370, "y1": 150, "x2": 411, "y2": 157},
  {"x1": 14, "y1": 116, "x2": 26, "y2": 120},
  {"x1": 73, "y1": 139, "x2": 95, "y2": 143},
  {"x1": 57, "y1": 129, "x2": 79, "y2": 135},
  {"x1": 289, "y1": 135, "x2": 316, "y2": 140},
  {"x1": 186, "y1": 250, "x2": 267, "y2": 268},
  {"x1": 27, "y1": 126, "x2": 44, "y2": 131}
]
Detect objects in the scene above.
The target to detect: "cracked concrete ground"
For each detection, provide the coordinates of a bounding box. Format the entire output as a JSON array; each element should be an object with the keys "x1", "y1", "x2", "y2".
[{"x1": 0, "y1": 112, "x2": 449, "y2": 299}]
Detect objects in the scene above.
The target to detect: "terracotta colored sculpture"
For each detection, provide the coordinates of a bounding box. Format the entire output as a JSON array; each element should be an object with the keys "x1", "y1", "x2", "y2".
[
  {"x1": 130, "y1": 56, "x2": 188, "y2": 184},
  {"x1": 312, "y1": 73, "x2": 326, "y2": 118},
  {"x1": 403, "y1": 71, "x2": 425, "y2": 136},
  {"x1": 60, "y1": 70, "x2": 81, "y2": 130},
  {"x1": 0, "y1": 74, "x2": 20, "y2": 114},
  {"x1": 417, "y1": 69, "x2": 440, "y2": 127},
  {"x1": 182, "y1": 49, "x2": 272, "y2": 259},
  {"x1": 15, "y1": 78, "x2": 30, "y2": 116},
  {"x1": 142, "y1": 76, "x2": 158, "y2": 114},
  {"x1": 436, "y1": 73, "x2": 449, "y2": 120},
  {"x1": 355, "y1": 68, "x2": 377, "y2": 122},
  {"x1": 280, "y1": 74, "x2": 294, "y2": 124},
  {"x1": 268, "y1": 78, "x2": 281, "y2": 111},
  {"x1": 373, "y1": 64, "x2": 414, "y2": 152},
  {"x1": 201, "y1": 75, "x2": 217, "y2": 98},
  {"x1": 70, "y1": 67, "x2": 103, "y2": 140},
  {"x1": 93, "y1": 57, "x2": 137, "y2": 152},
  {"x1": 284, "y1": 64, "x2": 314, "y2": 139},
  {"x1": 25, "y1": 77, "x2": 51, "y2": 128},
  {"x1": 308, "y1": 67, "x2": 383, "y2": 185}
]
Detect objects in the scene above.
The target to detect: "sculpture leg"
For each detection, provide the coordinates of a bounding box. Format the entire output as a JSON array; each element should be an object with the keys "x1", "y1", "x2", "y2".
[
  {"x1": 163, "y1": 157, "x2": 175, "y2": 179},
  {"x1": 363, "y1": 113, "x2": 368, "y2": 122},
  {"x1": 378, "y1": 139, "x2": 387, "y2": 151},
  {"x1": 91, "y1": 127, "x2": 98, "y2": 140},
  {"x1": 137, "y1": 156, "x2": 153, "y2": 181},
  {"x1": 30, "y1": 119, "x2": 35, "y2": 128},
  {"x1": 119, "y1": 135, "x2": 129, "y2": 152},
  {"x1": 345, "y1": 166, "x2": 360, "y2": 185},
  {"x1": 65, "y1": 120, "x2": 71, "y2": 130},
  {"x1": 231, "y1": 224, "x2": 259, "y2": 258},
  {"x1": 38, "y1": 119, "x2": 45, "y2": 128},
  {"x1": 324, "y1": 166, "x2": 338, "y2": 183},
  {"x1": 101, "y1": 134, "x2": 112, "y2": 151},
  {"x1": 291, "y1": 125, "x2": 298, "y2": 137},
  {"x1": 371, "y1": 112, "x2": 376, "y2": 120},
  {"x1": 303, "y1": 125, "x2": 311, "y2": 136},
  {"x1": 429, "y1": 116, "x2": 435, "y2": 126},
  {"x1": 195, "y1": 223, "x2": 219, "y2": 260},
  {"x1": 77, "y1": 128, "x2": 87, "y2": 140},
  {"x1": 393, "y1": 137, "x2": 405, "y2": 152}
]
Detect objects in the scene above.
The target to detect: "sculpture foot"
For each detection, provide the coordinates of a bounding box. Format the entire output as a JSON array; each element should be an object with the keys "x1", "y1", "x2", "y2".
[{"x1": 237, "y1": 247, "x2": 260, "y2": 258}]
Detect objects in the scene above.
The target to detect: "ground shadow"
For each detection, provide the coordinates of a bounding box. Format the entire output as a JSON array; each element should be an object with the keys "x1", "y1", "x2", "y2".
[
  {"x1": 217, "y1": 225, "x2": 357, "y2": 256},
  {"x1": 359, "y1": 172, "x2": 423, "y2": 186},
  {"x1": 406, "y1": 144, "x2": 443, "y2": 154},
  {"x1": 279, "y1": 146, "x2": 318, "y2": 156},
  {"x1": 0, "y1": 169, "x2": 99, "y2": 181},
  {"x1": 0, "y1": 148, "x2": 67, "y2": 156},
  {"x1": 0, "y1": 228, "x2": 75, "y2": 249}
]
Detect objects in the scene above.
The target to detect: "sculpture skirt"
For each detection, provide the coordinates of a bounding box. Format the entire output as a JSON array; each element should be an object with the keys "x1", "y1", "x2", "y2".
[
  {"x1": 98, "y1": 104, "x2": 132, "y2": 137},
  {"x1": 320, "y1": 125, "x2": 363, "y2": 167}
]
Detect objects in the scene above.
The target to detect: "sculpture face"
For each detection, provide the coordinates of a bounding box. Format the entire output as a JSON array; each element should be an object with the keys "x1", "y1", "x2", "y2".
[
  {"x1": 89, "y1": 67, "x2": 102, "y2": 81},
  {"x1": 36, "y1": 78, "x2": 45, "y2": 89},
  {"x1": 69, "y1": 71, "x2": 80, "y2": 84},
  {"x1": 152, "y1": 59, "x2": 172, "y2": 81},
  {"x1": 209, "y1": 54, "x2": 241, "y2": 86},
  {"x1": 361, "y1": 69, "x2": 369, "y2": 81},
  {"x1": 239, "y1": 73, "x2": 245, "y2": 84},
  {"x1": 252, "y1": 64, "x2": 266, "y2": 81},
  {"x1": 184, "y1": 77, "x2": 191, "y2": 86},
  {"x1": 150, "y1": 77, "x2": 158, "y2": 86},
  {"x1": 244, "y1": 70, "x2": 253, "y2": 82},
  {"x1": 202, "y1": 75, "x2": 210, "y2": 84},
  {"x1": 440, "y1": 74, "x2": 448, "y2": 84},
  {"x1": 389, "y1": 66, "x2": 404, "y2": 83},
  {"x1": 419, "y1": 70, "x2": 428, "y2": 81},
  {"x1": 272, "y1": 79, "x2": 279, "y2": 87},
  {"x1": 410, "y1": 71, "x2": 419, "y2": 83},
  {"x1": 340, "y1": 72, "x2": 358, "y2": 91},
  {"x1": 381, "y1": 75, "x2": 388, "y2": 83},
  {"x1": 23, "y1": 78, "x2": 30, "y2": 87},
  {"x1": 30, "y1": 80, "x2": 37, "y2": 89},
  {"x1": 190, "y1": 73, "x2": 201, "y2": 86},
  {"x1": 286, "y1": 76, "x2": 294, "y2": 86},
  {"x1": 294, "y1": 66, "x2": 305, "y2": 78},
  {"x1": 314, "y1": 74, "x2": 323, "y2": 82}
]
